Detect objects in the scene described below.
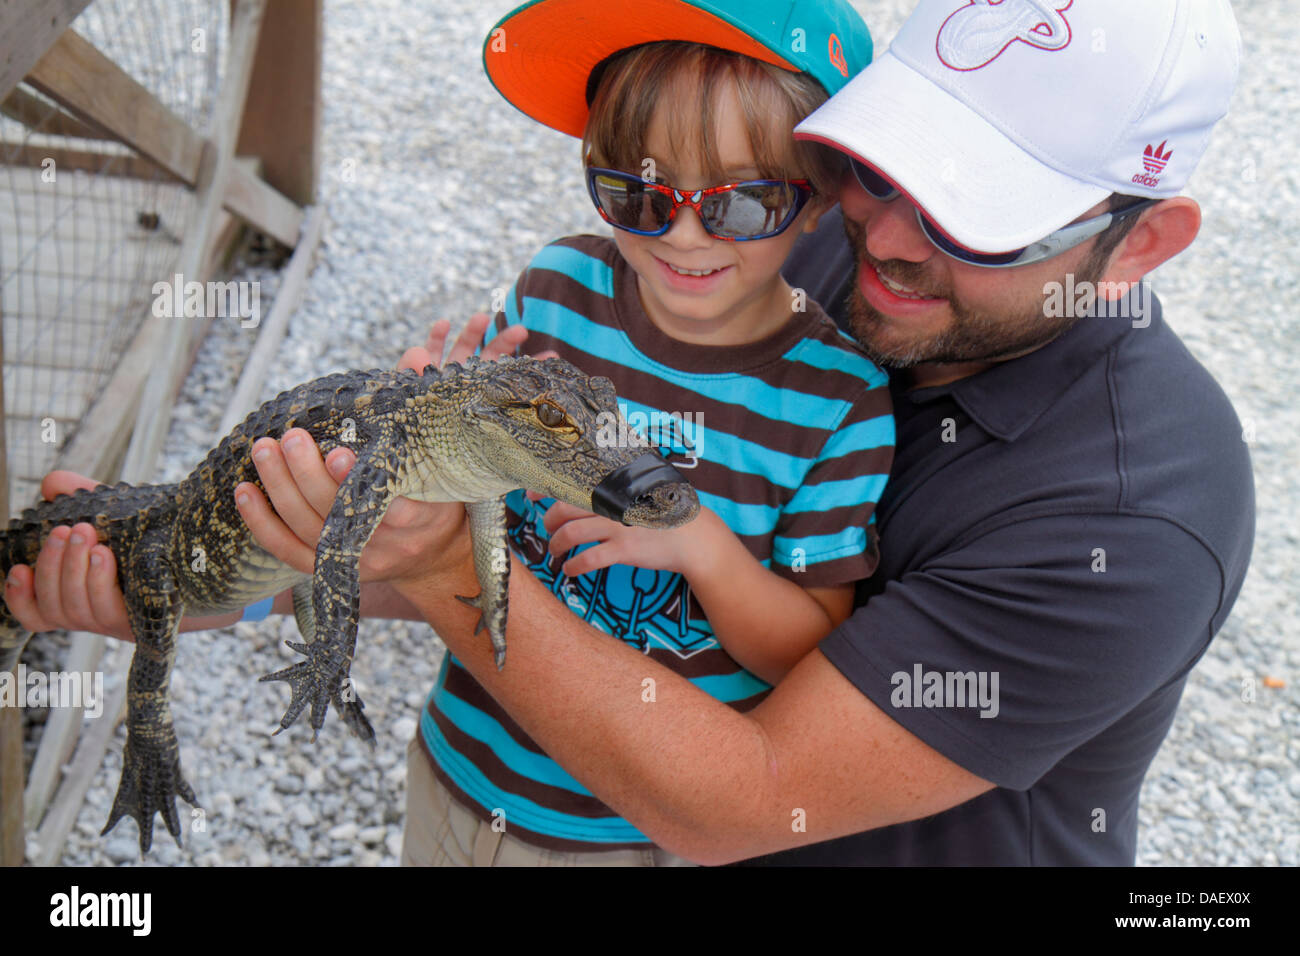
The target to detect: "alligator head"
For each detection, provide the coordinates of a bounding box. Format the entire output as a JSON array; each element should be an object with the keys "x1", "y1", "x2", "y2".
[{"x1": 448, "y1": 355, "x2": 700, "y2": 528}]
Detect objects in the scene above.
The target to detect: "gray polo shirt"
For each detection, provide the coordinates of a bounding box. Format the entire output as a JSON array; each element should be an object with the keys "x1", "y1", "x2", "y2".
[{"x1": 749, "y1": 211, "x2": 1255, "y2": 865}]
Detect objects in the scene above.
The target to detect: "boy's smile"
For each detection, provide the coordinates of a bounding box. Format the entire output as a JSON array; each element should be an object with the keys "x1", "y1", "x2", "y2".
[{"x1": 611, "y1": 75, "x2": 826, "y2": 348}]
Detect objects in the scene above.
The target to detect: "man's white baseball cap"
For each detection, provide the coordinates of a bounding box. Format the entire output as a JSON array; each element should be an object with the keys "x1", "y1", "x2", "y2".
[{"x1": 794, "y1": 0, "x2": 1242, "y2": 254}]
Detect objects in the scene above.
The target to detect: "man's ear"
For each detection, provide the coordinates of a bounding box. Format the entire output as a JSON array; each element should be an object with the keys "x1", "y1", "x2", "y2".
[{"x1": 1099, "y1": 196, "x2": 1201, "y2": 294}]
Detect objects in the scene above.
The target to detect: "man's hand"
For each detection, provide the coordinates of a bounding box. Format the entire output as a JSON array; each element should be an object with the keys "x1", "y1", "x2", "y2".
[
  {"x1": 3, "y1": 472, "x2": 134, "y2": 641},
  {"x1": 234, "y1": 431, "x2": 468, "y2": 587}
]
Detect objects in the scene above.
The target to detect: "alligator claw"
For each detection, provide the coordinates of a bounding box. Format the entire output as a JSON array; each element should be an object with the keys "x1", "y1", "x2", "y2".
[
  {"x1": 455, "y1": 592, "x2": 506, "y2": 669},
  {"x1": 260, "y1": 640, "x2": 369, "y2": 743},
  {"x1": 102, "y1": 735, "x2": 197, "y2": 855},
  {"x1": 333, "y1": 682, "x2": 375, "y2": 747}
]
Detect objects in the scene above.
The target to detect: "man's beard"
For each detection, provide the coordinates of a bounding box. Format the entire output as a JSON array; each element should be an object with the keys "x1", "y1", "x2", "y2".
[{"x1": 842, "y1": 214, "x2": 1109, "y2": 369}]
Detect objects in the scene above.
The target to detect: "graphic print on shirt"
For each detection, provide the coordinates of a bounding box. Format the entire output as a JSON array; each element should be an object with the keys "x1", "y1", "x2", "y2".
[{"x1": 504, "y1": 486, "x2": 717, "y2": 659}]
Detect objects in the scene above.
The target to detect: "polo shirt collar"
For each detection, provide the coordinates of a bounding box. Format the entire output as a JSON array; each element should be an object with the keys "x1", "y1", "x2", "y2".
[{"x1": 900, "y1": 283, "x2": 1159, "y2": 442}]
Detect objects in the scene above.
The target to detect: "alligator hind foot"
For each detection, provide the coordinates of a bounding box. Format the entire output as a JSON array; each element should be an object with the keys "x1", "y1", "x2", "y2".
[
  {"x1": 260, "y1": 640, "x2": 360, "y2": 742},
  {"x1": 332, "y1": 681, "x2": 375, "y2": 747},
  {"x1": 102, "y1": 736, "x2": 197, "y2": 854}
]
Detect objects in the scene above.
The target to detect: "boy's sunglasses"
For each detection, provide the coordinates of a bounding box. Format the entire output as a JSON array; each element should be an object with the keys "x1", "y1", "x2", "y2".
[
  {"x1": 586, "y1": 167, "x2": 814, "y2": 241},
  {"x1": 849, "y1": 158, "x2": 1156, "y2": 269}
]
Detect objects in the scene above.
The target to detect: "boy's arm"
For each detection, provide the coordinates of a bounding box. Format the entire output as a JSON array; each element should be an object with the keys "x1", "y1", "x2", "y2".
[
  {"x1": 540, "y1": 500, "x2": 853, "y2": 685},
  {"x1": 675, "y1": 507, "x2": 854, "y2": 683}
]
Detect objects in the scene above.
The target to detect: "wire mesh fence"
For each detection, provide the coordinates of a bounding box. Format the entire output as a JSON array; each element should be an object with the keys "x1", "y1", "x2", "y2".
[{"x1": 1, "y1": 0, "x2": 229, "y2": 507}]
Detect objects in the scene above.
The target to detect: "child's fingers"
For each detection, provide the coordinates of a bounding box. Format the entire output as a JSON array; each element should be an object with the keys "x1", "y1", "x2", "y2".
[
  {"x1": 482, "y1": 324, "x2": 530, "y2": 360},
  {"x1": 547, "y1": 515, "x2": 616, "y2": 557},
  {"x1": 561, "y1": 542, "x2": 622, "y2": 577},
  {"x1": 445, "y1": 313, "x2": 494, "y2": 366},
  {"x1": 540, "y1": 500, "x2": 599, "y2": 535},
  {"x1": 423, "y1": 318, "x2": 452, "y2": 358},
  {"x1": 250, "y1": 437, "x2": 325, "y2": 546},
  {"x1": 399, "y1": 346, "x2": 438, "y2": 373}
]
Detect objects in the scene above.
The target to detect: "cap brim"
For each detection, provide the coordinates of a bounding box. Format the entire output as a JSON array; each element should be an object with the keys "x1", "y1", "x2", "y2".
[
  {"x1": 795, "y1": 52, "x2": 1109, "y2": 252},
  {"x1": 486, "y1": 0, "x2": 796, "y2": 138}
]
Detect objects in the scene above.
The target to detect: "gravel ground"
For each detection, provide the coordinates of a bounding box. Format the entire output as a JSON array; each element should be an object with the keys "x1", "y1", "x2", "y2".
[{"x1": 36, "y1": 0, "x2": 1299, "y2": 866}]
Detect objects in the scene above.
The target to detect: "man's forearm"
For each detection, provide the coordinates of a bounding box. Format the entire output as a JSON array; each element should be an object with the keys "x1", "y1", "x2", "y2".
[{"x1": 391, "y1": 552, "x2": 782, "y2": 864}]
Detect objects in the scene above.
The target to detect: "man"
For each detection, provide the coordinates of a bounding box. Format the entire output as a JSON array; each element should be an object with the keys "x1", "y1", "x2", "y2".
[{"x1": 7, "y1": 0, "x2": 1252, "y2": 865}]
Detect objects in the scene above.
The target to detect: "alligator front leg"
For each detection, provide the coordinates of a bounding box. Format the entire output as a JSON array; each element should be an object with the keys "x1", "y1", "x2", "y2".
[
  {"x1": 102, "y1": 530, "x2": 196, "y2": 854},
  {"x1": 260, "y1": 451, "x2": 402, "y2": 740},
  {"x1": 455, "y1": 496, "x2": 511, "y2": 669},
  {"x1": 285, "y1": 579, "x2": 374, "y2": 745}
]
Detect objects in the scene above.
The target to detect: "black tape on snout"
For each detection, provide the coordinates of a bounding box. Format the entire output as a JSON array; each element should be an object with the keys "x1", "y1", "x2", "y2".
[{"x1": 591, "y1": 452, "x2": 687, "y2": 524}]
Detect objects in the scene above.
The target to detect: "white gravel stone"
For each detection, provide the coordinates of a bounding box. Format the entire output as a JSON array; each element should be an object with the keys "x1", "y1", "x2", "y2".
[{"x1": 328, "y1": 822, "x2": 359, "y2": 842}]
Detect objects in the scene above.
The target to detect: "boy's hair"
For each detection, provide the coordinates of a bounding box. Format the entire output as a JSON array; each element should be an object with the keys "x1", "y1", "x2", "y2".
[{"x1": 583, "y1": 41, "x2": 845, "y2": 198}]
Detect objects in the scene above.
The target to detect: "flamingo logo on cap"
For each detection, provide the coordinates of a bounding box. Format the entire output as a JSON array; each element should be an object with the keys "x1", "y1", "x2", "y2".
[{"x1": 936, "y1": 0, "x2": 1073, "y2": 72}]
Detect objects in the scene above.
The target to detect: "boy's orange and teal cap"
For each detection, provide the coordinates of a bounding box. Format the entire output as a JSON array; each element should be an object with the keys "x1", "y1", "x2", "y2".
[{"x1": 483, "y1": 0, "x2": 874, "y2": 137}]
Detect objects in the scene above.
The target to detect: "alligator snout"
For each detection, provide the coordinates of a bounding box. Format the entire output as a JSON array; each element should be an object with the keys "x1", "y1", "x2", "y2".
[{"x1": 591, "y1": 452, "x2": 700, "y2": 528}]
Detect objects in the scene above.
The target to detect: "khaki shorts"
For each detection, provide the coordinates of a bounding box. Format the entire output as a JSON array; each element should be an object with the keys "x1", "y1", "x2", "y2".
[{"x1": 400, "y1": 734, "x2": 695, "y2": 867}]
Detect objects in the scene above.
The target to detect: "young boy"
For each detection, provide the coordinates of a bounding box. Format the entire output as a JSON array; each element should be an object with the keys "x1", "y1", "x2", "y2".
[{"x1": 407, "y1": 0, "x2": 894, "y2": 865}]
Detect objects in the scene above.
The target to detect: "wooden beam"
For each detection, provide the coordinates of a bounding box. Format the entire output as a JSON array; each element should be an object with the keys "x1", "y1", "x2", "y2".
[
  {"x1": 22, "y1": 633, "x2": 105, "y2": 831},
  {"x1": 14, "y1": 32, "x2": 302, "y2": 245},
  {"x1": 224, "y1": 161, "x2": 302, "y2": 248},
  {"x1": 0, "y1": 0, "x2": 94, "y2": 101},
  {"x1": 0, "y1": 140, "x2": 184, "y2": 183},
  {"x1": 0, "y1": 143, "x2": 300, "y2": 248},
  {"x1": 1, "y1": 85, "x2": 110, "y2": 140},
  {"x1": 25, "y1": 30, "x2": 204, "y2": 186},
  {"x1": 235, "y1": 0, "x2": 321, "y2": 206},
  {"x1": 30, "y1": 665, "x2": 127, "y2": 866}
]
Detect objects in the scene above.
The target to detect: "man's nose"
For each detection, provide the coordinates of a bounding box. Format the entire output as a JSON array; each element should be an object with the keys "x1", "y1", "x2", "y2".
[{"x1": 840, "y1": 170, "x2": 936, "y2": 264}]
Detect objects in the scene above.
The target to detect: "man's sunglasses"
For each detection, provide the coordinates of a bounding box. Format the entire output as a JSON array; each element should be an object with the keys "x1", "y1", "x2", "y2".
[
  {"x1": 849, "y1": 158, "x2": 1156, "y2": 269},
  {"x1": 586, "y1": 167, "x2": 814, "y2": 241}
]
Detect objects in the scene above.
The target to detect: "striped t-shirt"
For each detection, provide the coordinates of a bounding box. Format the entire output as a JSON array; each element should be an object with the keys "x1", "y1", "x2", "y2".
[{"x1": 419, "y1": 234, "x2": 894, "y2": 851}]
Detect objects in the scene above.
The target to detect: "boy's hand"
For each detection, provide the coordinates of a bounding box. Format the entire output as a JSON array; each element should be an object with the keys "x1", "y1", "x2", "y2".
[
  {"x1": 537, "y1": 494, "x2": 708, "y2": 578},
  {"x1": 399, "y1": 314, "x2": 558, "y2": 373}
]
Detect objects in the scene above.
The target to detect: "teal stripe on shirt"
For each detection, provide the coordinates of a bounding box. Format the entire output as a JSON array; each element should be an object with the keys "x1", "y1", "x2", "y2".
[
  {"x1": 788, "y1": 337, "x2": 890, "y2": 388},
  {"x1": 783, "y1": 472, "x2": 891, "y2": 514},
  {"x1": 530, "y1": 243, "x2": 616, "y2": 298},
  {"x1": 518, "y1": 298, "x2": 864, "y2": 427},
  {"x1": 423, "y1": 697, "x2": 649, "y2": 843},
  {"x1": 773, "y1": 526, "x2": 869, "y2": 564}
]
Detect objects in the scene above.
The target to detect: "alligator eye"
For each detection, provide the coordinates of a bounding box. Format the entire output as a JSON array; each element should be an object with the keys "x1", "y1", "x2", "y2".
[{"x1": 535, "y1": 402, "x2": 566, "y2": 428}]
